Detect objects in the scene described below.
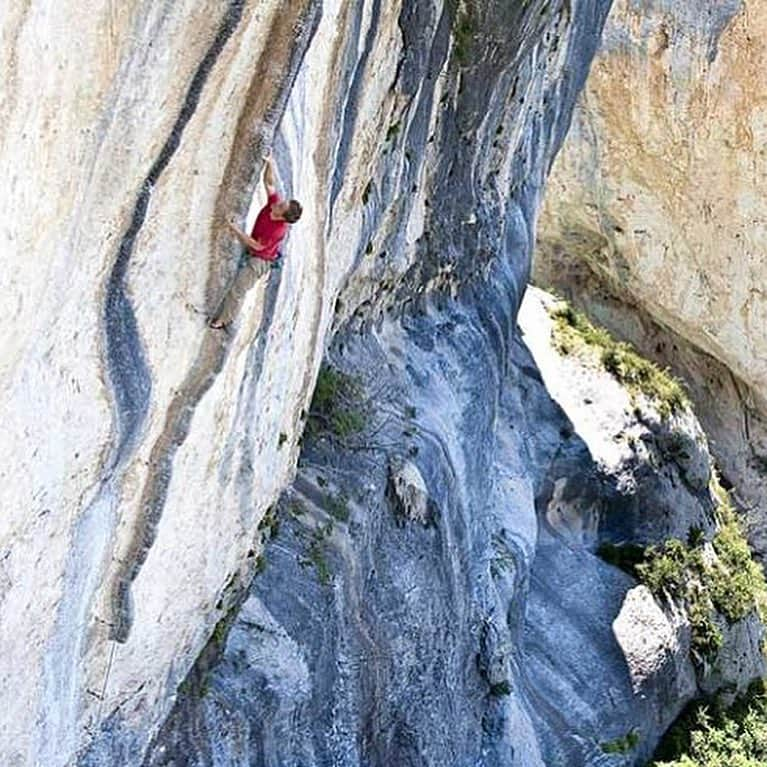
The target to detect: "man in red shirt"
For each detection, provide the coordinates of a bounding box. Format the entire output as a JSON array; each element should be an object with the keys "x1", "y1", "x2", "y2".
[{"x1": 209, "y1": 154, "x2": 302, "y2": 329}]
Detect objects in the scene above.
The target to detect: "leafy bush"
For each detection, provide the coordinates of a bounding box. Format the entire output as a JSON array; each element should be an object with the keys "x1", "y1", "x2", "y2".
[
  {"x1": 594, "y1": 473, "x2": 767, "y2": 764},
  {"x1": 597, "y1": 476, "x2": 766, "y2": 661},
  {"x1": 549, "y1": 301, "x2": 688, "y2": 418},
  {"x1": 637, "y1": 539, "x2": 690, "y2": 598},
  {"x1": 651, "y1": 681, "x2": 767, "y2": 766},
  {"x1": 307, "y1": 365, "x2": 367, "y2": 440},
  {"x1": 686, "y1": 598, "x2": 724, "y2": 659},
  {"x1": 634, "y1": 539, "x2": 719, "y2": 661}
]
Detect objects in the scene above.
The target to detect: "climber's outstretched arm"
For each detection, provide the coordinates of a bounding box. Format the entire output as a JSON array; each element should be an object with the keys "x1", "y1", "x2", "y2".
[
  {"x1": 263, "y1": 154, "x2": 278, "y2": 196},
  {"x1": 227, "y1": 220, "x2": 264, "y2": 252}
]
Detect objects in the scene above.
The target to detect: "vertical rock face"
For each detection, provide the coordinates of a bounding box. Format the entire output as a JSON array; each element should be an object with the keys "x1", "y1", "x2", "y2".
[
  {"x1": 1, "y1": 0, "x2": 616, "y2": 764},
  {"x1": 535, "y1": 0, "x2": 767, "y2": 552}
]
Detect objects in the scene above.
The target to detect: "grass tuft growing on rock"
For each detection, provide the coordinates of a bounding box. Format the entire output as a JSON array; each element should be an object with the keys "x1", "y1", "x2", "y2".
[
  {"x1": 452, "y1": 9, "x2": 474, "y2": 65},
  {"x1": 601, "y1": 729, "x2": 640, "y2": 755},
  {"x1": 299, "y1": 521, "x2": 335, "y2": 587},
  {"x1": 549, "y1": 301, "x2": 688, "y2": 418}
]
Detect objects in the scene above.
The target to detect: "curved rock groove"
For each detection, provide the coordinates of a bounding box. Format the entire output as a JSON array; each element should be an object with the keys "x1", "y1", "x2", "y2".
[
  {"x1": 104, "y1": 0, "x2": 247, "y2": 465},
  {"x1": 38, "y1": 3, "x2": 252, "y2": 756},
  {"x1": 328, "y1": 0, "x2": 383, "y2": 211}
]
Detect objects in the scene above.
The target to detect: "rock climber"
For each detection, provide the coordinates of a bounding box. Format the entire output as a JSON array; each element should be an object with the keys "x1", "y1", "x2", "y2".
[{"x1": 208, "y1": 152, "x2": 302, "y2": 329}]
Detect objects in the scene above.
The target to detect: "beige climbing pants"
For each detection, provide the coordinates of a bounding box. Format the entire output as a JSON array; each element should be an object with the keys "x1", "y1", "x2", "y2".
[{"x1": 212, "y1": 256, "x2": 271, "y2": 326}]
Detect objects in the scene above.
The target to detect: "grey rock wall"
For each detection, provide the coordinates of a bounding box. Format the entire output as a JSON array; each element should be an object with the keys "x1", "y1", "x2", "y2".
[{"x1": 144, "y1": 288, "x2": 764, "y2": 766}]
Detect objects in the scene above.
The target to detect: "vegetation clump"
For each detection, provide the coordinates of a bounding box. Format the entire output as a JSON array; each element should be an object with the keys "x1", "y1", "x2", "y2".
[
  {"x1": 708, "y1": 478, "x2": 767, "y2": 625},
  {"x1": 597, "y1": 475, "x2": 767, "y2": 661},
  {"x1": 452, "y1": 8, "x2": 474, "y2": 64},
  {"x1": 326, "y1": 492, "x2": 350, "y2": 522},
  {"x1": 307, "y1": 365, "x2": 368, "y2": 440},
  {"x1": 651, "y1": 681, "x2": 767, "y2": 766},
  {"x1": 549, "y1": 301, "x2": 688, "y2": 418},
  {"x1": 489, "y1": 680, "x2": 512, "y2": 697},
  {"x1": 601, "y1": 729, "x2": 640, "y2": 755},
  {"x1": 299, "y1": 521, "x2": 335, "y2": 587},
  {"x1": 643, "y1": 489, "x2": 767, "y2": 766},
  {"x1": 258, "y1": 505, "x2": 280, "y2": 541}
]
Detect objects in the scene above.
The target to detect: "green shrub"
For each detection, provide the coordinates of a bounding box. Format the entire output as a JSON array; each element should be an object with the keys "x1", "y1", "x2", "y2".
[
  {"x1": 299, "y1": 521, "x2": 334, "y2": 586},
  {"x1": 549, "y1": 301, "x2": 688, "y2": 418},
  {"x1": 385, "y1": 121, "x2": 401, "y2": 142},
  {"x1": 601, "y1": 537, "x2": 722, "y2": 660},
  {"x1": 708, "y1": 477, "x2": 767, "y2": 624},
  {"x1": 608, "y1": 475, "x2": 766, "y2": 661},
  {"x1": 651, "y1": 681, "x2": 767, "y2": 766},
  {"x1": 258, "y1": 505, "x2": 280, "y2": 541},
  {"x1": 686, "y1": 598, "x2": 723, "y2": 659},
  {"x1": 307, "y1": 540, "x2": 331, "y2": 585},
  {"x1": 489, "y1": 680, "x2": 512, "y2": 697},
  {"x1": 637, "y1": 539, "x2": 690, "y2": 599},
  {"x1": 641, "y1": 479, "x2": 767, "y2": 766},
  {"x1": 601, "y1": 729, "x2": 640, "y2": 754},
  {"x1": 326, "y1": 492, "x2": 350, "y2": 522},
  {"x1": 452, "y1": 10, "x2": 474, "y2": 64},
  {"x1": 307, "y1": 365, "x2": 368, "y2": 440},
  {"x1": 633, "y1": 537, "x2": 727, "y2": 660}
]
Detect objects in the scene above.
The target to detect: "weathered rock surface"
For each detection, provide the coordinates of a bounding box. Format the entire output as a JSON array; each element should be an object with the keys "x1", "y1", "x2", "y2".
[
  {"x1": 535, "y1": 0, "x2": 767, "y2": 553},
  {"x1": 145, "y1": 288, "x2": 764, "y2": 766},
  {"x1": 387, "y1": 457, "x2": 432, "y2": 526},
  {"x1": 1, "y1": 0, "x2": 615, "y2": 764}
]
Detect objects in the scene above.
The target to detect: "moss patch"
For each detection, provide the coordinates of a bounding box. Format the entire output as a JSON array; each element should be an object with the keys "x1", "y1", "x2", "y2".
[{"x1": 549, "y1": 301, "x2": 688, "y2": 419}]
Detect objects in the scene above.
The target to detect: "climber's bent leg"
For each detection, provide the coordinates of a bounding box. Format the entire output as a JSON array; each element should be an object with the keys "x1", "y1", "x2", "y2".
[{"x1": 209, "y1": 258, "x2": 269, "y2": 328}]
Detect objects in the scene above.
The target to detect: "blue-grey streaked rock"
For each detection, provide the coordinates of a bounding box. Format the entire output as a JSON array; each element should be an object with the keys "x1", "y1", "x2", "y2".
[{"x1": 143, "y1": 288, "x2": 764, "y2": 767}]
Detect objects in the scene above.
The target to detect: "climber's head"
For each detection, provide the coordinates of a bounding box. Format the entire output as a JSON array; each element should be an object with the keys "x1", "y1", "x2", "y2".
[{"x1": 274, "y1": 199, "x2": 303, "y2": 224}]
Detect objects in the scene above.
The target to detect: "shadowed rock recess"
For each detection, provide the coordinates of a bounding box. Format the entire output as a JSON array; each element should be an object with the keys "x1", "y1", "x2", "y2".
[
  {"x1": 1, "y1": 0, "x2": 764, "y2": 766},
  {"x1": 535, "y1": 0, "x2": 767, "y2": 558}
]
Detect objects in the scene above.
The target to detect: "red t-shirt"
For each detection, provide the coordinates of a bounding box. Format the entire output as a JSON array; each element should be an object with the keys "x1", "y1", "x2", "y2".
[{"x1": 249, "y1": 192, "x2": 288, "y2": 261}]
